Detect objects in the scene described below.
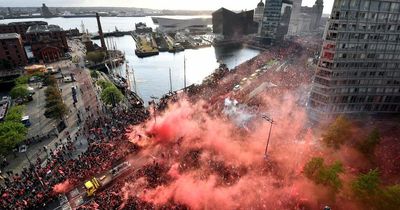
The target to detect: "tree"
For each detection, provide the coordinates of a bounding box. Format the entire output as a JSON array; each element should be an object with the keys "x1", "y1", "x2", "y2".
[
  {"x1": 351, "y1": 169, "x2": 400, "y2": 210},
  {"x1": 90, "y1": 70, "x2": 100, "y2": 79},
  {"x1": 352, "y1": 169, "x2": 380, "y2": 199},
  {"x1": 358, "y1": 128, "x2": 380, "y2": 157},
  {"x1": 5, "y1": 105, "x2": 24, "y2": 122},
  {"x1": 10, "y1": 85, "x2": 30, "y2": 99},
  {"x1": 15, "y1": 75, "x2": 30, "y2": 85},
  {"x1": 101, "y1": 86, "x2": 123, "y2": 106},
  {"x1": 303, "y1": 157, "x2": 344, "y2": 191},
  {"x1": 378, "y1": 185, "x2": 400, "y2": 210},
  {"x1": 322, "y1": 116, "x2": 352, "y2": 149},
  {"x1": 304, "y1": 157, "x2": 324, "y2": 179},
  {"x1": 86, "y1": 51, "x2": 106, "y2": 64},
  {"x1": 45, "y1": 86, "x2": 62, "y2": 98},
  {"x1": 0, "y1": 121, "x2": 27, "y2": 155},
  {"x1": 43, "y1": 75, "x2": 57, "y2": 86},
  {"x1": 97, "y1": 80, "x2": 113, "y2": 89},
  {"x1": 44, "y1": 101, "x2": 67, "y2": 120}
]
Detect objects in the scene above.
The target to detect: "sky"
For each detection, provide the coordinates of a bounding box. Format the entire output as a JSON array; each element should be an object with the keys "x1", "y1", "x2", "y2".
[{"x1": 0, "y1": 0, "x2": 334, "y2": 14}]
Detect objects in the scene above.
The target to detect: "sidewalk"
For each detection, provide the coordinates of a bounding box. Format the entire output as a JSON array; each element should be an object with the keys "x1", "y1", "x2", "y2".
[{"x1": 1, "y1": 68, "x2": 100, "y2": 176}]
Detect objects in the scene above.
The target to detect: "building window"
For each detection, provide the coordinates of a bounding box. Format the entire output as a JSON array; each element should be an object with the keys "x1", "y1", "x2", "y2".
[
  {"x1": 390, "y1": 3, "x2": 400, "y2": 12},
  {"x1": 370, "y1": 1, "x2": 379, "y2": 11}
]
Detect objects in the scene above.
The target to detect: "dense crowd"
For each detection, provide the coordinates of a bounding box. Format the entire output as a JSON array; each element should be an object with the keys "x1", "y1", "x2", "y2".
[
  {"x1": 1, "y1": 39, "x2": 318, "y2": 209},
  {"x1": 0, "y1": 105, "x2": 148, "y2": 209}
]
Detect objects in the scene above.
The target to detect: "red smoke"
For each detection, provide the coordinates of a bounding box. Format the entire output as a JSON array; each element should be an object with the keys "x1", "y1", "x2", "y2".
[
  {"x1": 122, "y1": 92, "x2": 336, "y2": 209},
  {"x1": 53, "y1": 179, "x2": 72, "y2": 194}
]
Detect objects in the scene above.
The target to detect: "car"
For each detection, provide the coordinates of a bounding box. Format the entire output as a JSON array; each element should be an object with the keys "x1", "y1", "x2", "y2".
[
  {"x1": 233, "y1": 84, "x2": 241, "y2": 91},
  {"x1": 249, "y1": 73, "x2": 258, "y2": 80},
  {"x1": 64, "y1": 76, "x2": 73, "y2": 83},
  {"x1": 239, "y1": 77, "x2": 248, "y2": 85}
]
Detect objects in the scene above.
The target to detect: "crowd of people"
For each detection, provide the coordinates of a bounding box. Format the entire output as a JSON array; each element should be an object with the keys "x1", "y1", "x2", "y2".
[
  {"x1": 0, "y1": 38, "x2": 319, "y2": 209},
  {"x1": 0, "y1": 102, "x2": 148, "y2": 209}
]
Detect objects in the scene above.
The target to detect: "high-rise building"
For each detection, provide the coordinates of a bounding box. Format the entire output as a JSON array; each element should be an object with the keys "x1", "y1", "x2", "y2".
[
  {"x1": 309, "y1": 0, "x2": 400, "y2": 120},
  {"x1": 212, "y1": 8, "x2": 259, "y2": 40},
  {"x1": 259, "y1": 0, "x2": 293, "y2": 43},
  {"x1": 288, "y1": 0, "x2": 324, "y2": 36},
  {"x1": 254, "y1": 0, "x2": 265, "y2": 23},
  {"x1": 287, "y1": 0, "x2": 302, "y2": 35},
  {"x1": 311, "y1": 0, "x2": 324, "y2": 30}
]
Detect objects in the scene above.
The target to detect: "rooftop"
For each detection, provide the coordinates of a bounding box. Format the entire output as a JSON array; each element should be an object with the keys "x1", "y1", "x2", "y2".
[
  {"x1": 8, "y1": 21, "x2": 48, "y2": 26},
  {"x1": 27, "y1": 24, "x2": 64, "y2": 33},
  {"x1": 0, "y1": 33, "x2": 20, "y2": 40}
]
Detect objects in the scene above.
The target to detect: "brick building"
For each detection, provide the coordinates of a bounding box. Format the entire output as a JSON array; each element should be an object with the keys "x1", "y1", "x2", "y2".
[
  {"x1": 0, "y1": 33, "x2": 28, "y2": 71},
  {"x1": 26, "y1": 24, "x2": 68, "y2": 63},
  {"x1": 0, "y1": 21, "x2": 48, "y2": 42}
]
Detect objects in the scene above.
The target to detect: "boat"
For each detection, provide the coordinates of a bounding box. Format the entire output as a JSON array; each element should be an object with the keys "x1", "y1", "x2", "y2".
[{"x1": 132, "y1": 33, "x2": 159, "y2": 58}]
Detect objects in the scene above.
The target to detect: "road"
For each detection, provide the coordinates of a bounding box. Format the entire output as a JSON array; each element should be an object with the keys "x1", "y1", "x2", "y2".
[{"x1": 1, "y1": 39, "x2": 100, "y2": 176}]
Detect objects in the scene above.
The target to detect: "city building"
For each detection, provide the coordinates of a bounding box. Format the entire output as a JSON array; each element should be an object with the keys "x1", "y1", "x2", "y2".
[
  {"x1": 0, "y1": 33, "x2": 28, "y2": 71},
  {"x1": 152, "y1": 17, "x2": 212, "y2": 33},
  {"x1": 254, "y1": 0, "x2": 265, "y2": 23},
  {"x1": 26, "y1": 25, "x2": 68, "y2": 63},
  {"x1": 41, "y1": 3, "x2": 53, "y2": 18},
  {"x1": 212, "y1": 8, "x2": 259, "y2": 40},
  {"x1": 0, "y1": 21, "x2": 48, "y2": 42},
  {"x1": 288, "y1": 0, "x2": 324, "y2": 36},
  {"x1": 309, "y1": 0, "x2": 400, "y2": 120},
  {"x1": 258, "y1": 0, "x2": 293, "y2": 43}
]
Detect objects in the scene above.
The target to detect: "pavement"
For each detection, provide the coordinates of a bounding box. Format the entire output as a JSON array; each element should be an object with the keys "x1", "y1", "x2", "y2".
[{"x1": 1, "y1": 39, "x2": 101, "y2": 176}]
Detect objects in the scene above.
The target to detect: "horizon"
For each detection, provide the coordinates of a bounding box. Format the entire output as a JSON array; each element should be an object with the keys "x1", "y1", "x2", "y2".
[{"x1": 1, "y1": 0, "x2": 334, "y2": 14}]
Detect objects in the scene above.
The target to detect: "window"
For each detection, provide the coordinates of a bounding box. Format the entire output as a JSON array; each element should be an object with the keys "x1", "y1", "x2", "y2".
[
  {"x1": 341, "y1": 0, "x2": 349, "y2": 8},
  {"x1": 370, "y1": 1, "x2": 379, "y2": 11},
  {"x1": 360, "y1": 0, "x2": 370, "y2": 10},
  {"x1": 380, "y1": 2, "x2": 390, "y2": 11},
  {"x1": 390, "y1": 3, "x2": 400, "y2": 12},
  {"x1": 350, "y1": 0, "x2": 359, "y2": 9}
]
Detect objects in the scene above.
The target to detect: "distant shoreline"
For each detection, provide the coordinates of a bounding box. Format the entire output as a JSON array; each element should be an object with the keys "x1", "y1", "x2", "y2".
[{"x1": 1, "y1": 14, "x2": 212, "y2": 20}]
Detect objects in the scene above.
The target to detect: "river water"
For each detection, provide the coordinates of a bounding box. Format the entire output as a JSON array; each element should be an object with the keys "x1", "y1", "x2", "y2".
[{"x1": 1, "y1": 16, "x2": 260, "y2": 103}]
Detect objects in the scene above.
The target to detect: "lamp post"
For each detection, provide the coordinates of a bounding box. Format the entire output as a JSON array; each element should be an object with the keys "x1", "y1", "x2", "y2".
[
  {"x1": 20, "y1": 146, "x2": 45, "y2": 187},
  {"x1": 150, "y1": 96, "x2": 159, "y2": 127},
  {"x1": 261, "y1": 114, "x2": 275, "y2": 159}
]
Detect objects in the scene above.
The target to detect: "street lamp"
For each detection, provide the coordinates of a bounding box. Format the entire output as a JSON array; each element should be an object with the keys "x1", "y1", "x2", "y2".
[
  {"x1": 19, "y1": 145, "x2": 45, "y2": 187},
  {"x1": 150, "y1": 96, "x2": 159, "y2": 127},
  {"x1": 261, "y1": 114, "x2": 275, "y2": 159}
]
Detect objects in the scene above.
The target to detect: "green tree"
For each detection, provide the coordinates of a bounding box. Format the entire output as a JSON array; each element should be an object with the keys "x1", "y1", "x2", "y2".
[
  {"x1": 352, "y1": 169, "x2": 380, "y2": 199},
  {"x1": 0, "y1": 121, "x2": 27, "y2": 155},
  {"x1": 45, "y1": 86, "x2": 62, "y2": 98},
  {"x1": 101, "y1": 85, "x2": 123, "y2": 106},
  {"x1": 44, "y1": 101, "x2": 67, "y2": 120},
  {"x1": 378, "y1": 185, "x2": 400, "y2": 210},
  {"x1": 15, "y1": 75, "x2": 30, "y2": 85},
  {"x1": 86, "y1": 51, "x2": 106, "y2": 64},
  {"x1": 304, "y1": 157, "x2": 344, "y2": 191},
  {"x1": 358, "y1": 128, "x2": 380, "y2": 156},
  {"x1": 90, "y1": 70, "x2": 100, "y2": 79},
  {"x1": 43, "y1": 75, "x2": 57, "y2": 86},
  {"x1": 322, "y1": 116, "x2": 352, "y2": 149},
  {"x1": 10, "y1": 85, "x2": 30, "y2": 99},
  {"x1": 97, "y1": 79, "x2": 113, "y2": 89},
  {"x1": 304, "y1": 157, "x2": 324, "y2": 179},
  {"x1": 5, "y1": 106, "x2": 24, "y2": 122}
]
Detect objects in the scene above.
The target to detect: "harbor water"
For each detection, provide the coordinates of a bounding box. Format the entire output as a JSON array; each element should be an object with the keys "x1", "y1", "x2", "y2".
[{"x1": 1, "y1": 16, "x2": 261, "y2": 103}]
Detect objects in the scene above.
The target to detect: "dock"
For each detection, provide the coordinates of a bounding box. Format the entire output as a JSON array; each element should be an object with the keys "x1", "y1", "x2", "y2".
[{"x1": 131, "y1": 33, "x2": 159, "y2": 58}]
